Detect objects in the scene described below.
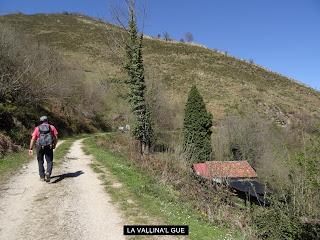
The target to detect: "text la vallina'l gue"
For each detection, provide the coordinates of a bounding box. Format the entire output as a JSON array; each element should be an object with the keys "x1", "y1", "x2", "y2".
[{"x1": 125, "y1": 226, "x2": 187, "y2": 235}]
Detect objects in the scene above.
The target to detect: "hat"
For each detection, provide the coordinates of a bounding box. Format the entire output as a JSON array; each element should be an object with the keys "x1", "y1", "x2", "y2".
[{"x1": 40, "y1": 116, "x2": 48, "y2": 122}]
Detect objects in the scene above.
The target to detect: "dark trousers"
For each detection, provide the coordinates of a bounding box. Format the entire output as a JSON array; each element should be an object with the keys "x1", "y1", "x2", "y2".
[{"x1": 36, "y1": 145, "x2": 54, "y2": 177}]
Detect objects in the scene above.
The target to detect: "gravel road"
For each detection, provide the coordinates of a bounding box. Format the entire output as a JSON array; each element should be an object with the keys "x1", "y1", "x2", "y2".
[{"x1": 0, "y1": 139, "x2": 125, "y2": 240}]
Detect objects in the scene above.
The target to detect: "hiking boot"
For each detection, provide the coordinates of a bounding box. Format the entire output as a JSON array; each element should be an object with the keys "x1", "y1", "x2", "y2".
[
  {"x1": 40, "y1": 176, "x2": 45, "y2": 181},
  {"x1": 45, "y1": 173, "x2": 50, "y2": 183}
]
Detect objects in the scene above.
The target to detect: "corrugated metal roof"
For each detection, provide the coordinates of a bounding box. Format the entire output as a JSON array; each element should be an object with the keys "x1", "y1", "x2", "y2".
[{"x1": 193, "y1": 160, "x2": 257, "y2": 179}]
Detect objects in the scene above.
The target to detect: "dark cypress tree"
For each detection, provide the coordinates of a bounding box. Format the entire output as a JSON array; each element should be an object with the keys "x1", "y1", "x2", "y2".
[
  {"x1": 183, "y1": 86, "x2": 213, "y2": 162},
  {"x1": 124, "y1": 10, "x2": 154, "y2": 154}
]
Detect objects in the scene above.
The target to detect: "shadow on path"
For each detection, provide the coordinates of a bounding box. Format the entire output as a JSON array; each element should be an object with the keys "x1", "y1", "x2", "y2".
[{"x1": 50, "y1": 171, "x2": 84, "y2": 184}]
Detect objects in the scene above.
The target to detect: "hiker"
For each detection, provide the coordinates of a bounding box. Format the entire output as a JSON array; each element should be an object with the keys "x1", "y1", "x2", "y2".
[{"x1": 28, "y1": 116, "x2": 58, "y2": 182}]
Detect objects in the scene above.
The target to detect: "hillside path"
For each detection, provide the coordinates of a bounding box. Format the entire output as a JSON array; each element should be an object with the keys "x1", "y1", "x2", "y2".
[{"x1": 0, "y1": 139, "x2": 125, "y2": 240}]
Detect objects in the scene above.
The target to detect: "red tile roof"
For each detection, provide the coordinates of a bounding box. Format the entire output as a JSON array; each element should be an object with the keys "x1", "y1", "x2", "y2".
[{"x1": 193, "y1": 161, "x2": 257, "y2": 179}]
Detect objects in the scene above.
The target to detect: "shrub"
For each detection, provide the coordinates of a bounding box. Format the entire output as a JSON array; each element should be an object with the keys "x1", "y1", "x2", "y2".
[
  {"x1": 253, "y1": 199, "x2": 302, "y2": 239},
  {"x1": 182, "y1": 86, "x2": 212, "y2": 162}
]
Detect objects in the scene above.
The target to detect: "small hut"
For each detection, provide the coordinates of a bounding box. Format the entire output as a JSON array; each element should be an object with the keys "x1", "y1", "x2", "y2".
[{"x1": 193, "y1": 161, "x2": 269, "y2": 206}]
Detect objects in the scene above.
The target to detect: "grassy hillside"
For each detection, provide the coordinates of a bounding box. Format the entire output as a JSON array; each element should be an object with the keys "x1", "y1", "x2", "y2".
[
  {"x1": 1, "y1": 13, "x2": 319, "y2": 128},
  {"x1": 0, "y1": 13, "x2": 113, "y2": 148}
]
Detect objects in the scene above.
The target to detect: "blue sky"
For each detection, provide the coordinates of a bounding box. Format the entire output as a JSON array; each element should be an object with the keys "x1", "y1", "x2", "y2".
[{"x1": 0, "y1": 0, "x2": 319, "y2": 90}]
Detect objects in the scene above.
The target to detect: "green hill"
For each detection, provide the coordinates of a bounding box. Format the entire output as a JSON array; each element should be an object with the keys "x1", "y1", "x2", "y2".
[{"x1": 1, "y1": 12, "x2": 319, "y2": 135}]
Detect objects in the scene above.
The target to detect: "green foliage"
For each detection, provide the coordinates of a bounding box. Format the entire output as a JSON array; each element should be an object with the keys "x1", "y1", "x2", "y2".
[
  {"x1": 124, "y1": 10, "x2": 154, "y2": 150},
  {"x1": 253, "y1": 199, "x2": 302, "y2": 240},
  {"x1": 287, "y1": 135, "x2": 320, "y2": 218},
  {"x1": 293, "y1": 151, "x2": 319, "y2": 189},
  {"x1": 183, "y1": 86, "x2": 212, "y2": 162},
  {"x1": 253, "y1": 133, "x2": 320, "y2": 240},
  {"x1": 298, "y1": 136, "x2": 320, "y2": 188},
  {"x1": 53, "y1": 139, "x2": 74, "y2": 164}
]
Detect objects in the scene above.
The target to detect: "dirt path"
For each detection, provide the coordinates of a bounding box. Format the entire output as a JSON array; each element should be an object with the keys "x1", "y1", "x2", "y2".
[{"x1": 0, "y1": 139, "x2": 125, "y2": 240}]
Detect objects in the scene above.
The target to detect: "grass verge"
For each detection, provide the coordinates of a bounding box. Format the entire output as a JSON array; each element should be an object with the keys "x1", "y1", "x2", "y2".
[
  {"x1": 83, "y1": 134, "x2": 238, "y2": 240},
  {"x1": 54, "y1": 134, "x2": 90, "y2": 164},
  {"x1": 0, "y1": 136, "x2": 81, "y2": 184},
  {"x1": 0, "y1": 150, "x2": 29, "y2": 184},
  {"x1": 54, "y1": 138, "x2": 76, "y2": 164}
]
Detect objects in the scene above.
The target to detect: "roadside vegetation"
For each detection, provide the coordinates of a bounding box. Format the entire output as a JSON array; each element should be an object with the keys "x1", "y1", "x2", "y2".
[
  {"x1": 53, "y1": 138, "x2": 79, "y2": 164},
  {"x1": 83, "y1": 134, "x2": 237, "y2": 240},
  {"x1": 84, "y1": 120, "x2": 319, "y2": 239},
  {"x1": 0, "y1": 138, "x2": 76, "y2": 183},
  {"x1": 0, "y1": 149, "x2": 28, "y2": 184}
]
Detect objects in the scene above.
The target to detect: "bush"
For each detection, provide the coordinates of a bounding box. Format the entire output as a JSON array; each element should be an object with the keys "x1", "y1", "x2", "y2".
[
  {"x1": 253, "y1": 199, "x2": 302, "y2": 239},
  {"x1": 0, "y1": 133, "x2": 20, "y2": 157}
]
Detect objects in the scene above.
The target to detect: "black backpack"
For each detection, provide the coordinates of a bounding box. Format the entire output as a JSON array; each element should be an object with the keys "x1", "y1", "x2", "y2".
[{"x1": 38, "y1": 123, "x2": 54, "y2": 147}]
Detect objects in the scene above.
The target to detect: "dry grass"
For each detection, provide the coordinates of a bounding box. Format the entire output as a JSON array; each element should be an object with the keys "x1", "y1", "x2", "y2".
[{"x1": 1, "y1": 13, "x2": 319, "y2": 129}]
